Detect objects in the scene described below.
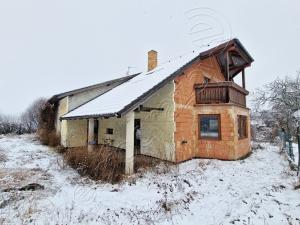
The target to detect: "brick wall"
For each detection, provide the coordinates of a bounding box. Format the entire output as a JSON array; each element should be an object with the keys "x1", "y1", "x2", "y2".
[{"x1": 174, "y1": 56, "x2": 251, "y2": 162}]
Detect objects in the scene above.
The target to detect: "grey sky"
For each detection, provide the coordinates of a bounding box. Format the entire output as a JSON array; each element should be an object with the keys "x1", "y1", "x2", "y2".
[{"x1": 0, "y1": 0, "x2": 299, "y2": 115}]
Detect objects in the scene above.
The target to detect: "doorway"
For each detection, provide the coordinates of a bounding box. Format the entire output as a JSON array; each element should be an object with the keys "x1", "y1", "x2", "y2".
[
  {"x1": 134, "y1": 119, "x2": 141, "y2": 155},
  {"x1": 94, "y1": 119, "x2": 99, "y2": 145}
]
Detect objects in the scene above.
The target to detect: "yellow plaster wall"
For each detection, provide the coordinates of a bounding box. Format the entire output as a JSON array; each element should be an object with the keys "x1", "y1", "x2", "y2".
[
  {"x1": 136, "y1": 81, "x2": 176, "y2": 161},
  {"x1": 98, "y1": 117, "x2": 127, "y2": 149},
  {"x1": 56, "y1": 97, "x2": 69, "y2": 146},
  {"x1": 66, "y1": 120, "x2": 88, "y2": 147},
  {"x1": 55, "y1": 79, "x2": 127, "y2": 147},
  {"x1": 97, "y1": 81, "x2": 176, "y2": 162}
]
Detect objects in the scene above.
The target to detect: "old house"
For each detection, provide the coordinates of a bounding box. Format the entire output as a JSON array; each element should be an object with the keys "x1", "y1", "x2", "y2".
[{"x1": 49, "y1": 39, "x2": 254, "y2": 175}]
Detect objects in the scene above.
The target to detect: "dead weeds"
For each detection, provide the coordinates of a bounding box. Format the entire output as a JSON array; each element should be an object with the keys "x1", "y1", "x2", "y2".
[{"x1": 63, "y1": 145, "x2": 167, "y2": 183}]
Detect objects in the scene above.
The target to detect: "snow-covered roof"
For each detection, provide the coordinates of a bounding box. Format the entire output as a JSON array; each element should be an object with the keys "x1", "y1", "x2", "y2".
[
  {"x1": 62, "y1": 38, "x2": 251, "y2": 120},
  {"x1": 62, "y1": 51, "x2": 199, "y2": 119},
  {"x1": 49, "y1": 74, "x2": 137, "y2": 103}
]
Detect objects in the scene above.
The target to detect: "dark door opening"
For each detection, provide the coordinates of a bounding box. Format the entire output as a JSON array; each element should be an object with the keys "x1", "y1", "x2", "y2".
[
  {"x1": 94, "y1": 120, "x2": 99, "y2": 145},
  {"x1": 134, "y1": 119, "x2": 141, "y2": 155}
]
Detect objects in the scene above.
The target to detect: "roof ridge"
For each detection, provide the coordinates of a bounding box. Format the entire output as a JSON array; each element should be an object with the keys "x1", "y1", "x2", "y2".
[
  {"x1": 61, "y1": 38, "x2": 253, "y2": 120},
  {"x1": 49, "y1": 73, "x2": 139, "y2": 103}
]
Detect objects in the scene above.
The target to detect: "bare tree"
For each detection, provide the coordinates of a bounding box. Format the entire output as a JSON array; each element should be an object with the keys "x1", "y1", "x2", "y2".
[
  {"x1": 0, "y1": 113, "x2": 22, "y2": 134},
  {"x1": 252, "y1": 72, "x2": 300, "y2": 136},
  {"x1": 21, "y1": 98, "x2": 47, "y2": 133}
]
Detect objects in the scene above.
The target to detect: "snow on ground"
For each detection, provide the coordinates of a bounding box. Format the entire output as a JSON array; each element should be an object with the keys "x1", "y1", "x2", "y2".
[
  {"x1": 0, "y1": 135, "x2": 300, "y2": 225},
  {"x1": 292, "y1": 143, "x2": 299, "y2": 167}
]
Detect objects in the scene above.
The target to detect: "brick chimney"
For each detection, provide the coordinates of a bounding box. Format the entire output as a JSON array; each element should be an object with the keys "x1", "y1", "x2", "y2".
[{"x1": 148, "y1": 50, "x2": 157, "y2": 71}]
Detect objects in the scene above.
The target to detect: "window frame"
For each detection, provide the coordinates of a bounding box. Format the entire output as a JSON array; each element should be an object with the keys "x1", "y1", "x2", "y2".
[
  {"x1": 204, "y1": 76, "x2": 211, "y2": 84},
  {"x1": 237, "y1": 115, "x2": 248, "y2": 139},
  {"x1": 198, "y1": 114, "x2": 221, "y2": 140},
  {"x1": 106, "y1": 128, "x2": 114, "y2": 135}
]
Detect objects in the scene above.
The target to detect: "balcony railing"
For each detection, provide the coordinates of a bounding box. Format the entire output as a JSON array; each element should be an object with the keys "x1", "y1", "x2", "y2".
[{"x1": 194, "y1": 82, "x2": 249, "y2": 107}]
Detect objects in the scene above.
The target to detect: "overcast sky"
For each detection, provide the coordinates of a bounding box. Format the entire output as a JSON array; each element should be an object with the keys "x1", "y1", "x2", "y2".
[{"x1": 0, "y1": 0, "x2": 299, "y2": 115}]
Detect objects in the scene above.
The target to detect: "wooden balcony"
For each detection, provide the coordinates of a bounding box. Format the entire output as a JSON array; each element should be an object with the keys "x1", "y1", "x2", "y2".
[{"x1": 194, "y1": 82, "x2": 249, "y2": 107}]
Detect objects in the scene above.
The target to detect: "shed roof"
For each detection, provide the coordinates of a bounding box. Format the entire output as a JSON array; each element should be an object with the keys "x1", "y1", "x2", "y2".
[{"x1": 62, "y1": 38, "x2": 253, "y2": 120}]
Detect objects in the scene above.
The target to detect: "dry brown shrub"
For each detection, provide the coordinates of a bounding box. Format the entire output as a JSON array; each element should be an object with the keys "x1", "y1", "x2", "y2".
[
  {"x1": 37, "y1": 129, "x2": 60, "y2": 147},
  {"x1": 37, "y1": 102, "x2": 58, "y2": 146},
  {"x1": 63, "y1": 146, "x2": 163, "y2": 183},
  {"x1": 63, "y1": 146, "x2": 125, "y2": 183},
  {"x1": 48, "y1": 131, "x2": 60, "y2": 147},
  {"x1": 37, "y1": 128, "x2": 49, "y2": 145},
  {"x1": 134, "y1": 155, "x2": 161, "y2": 172}
]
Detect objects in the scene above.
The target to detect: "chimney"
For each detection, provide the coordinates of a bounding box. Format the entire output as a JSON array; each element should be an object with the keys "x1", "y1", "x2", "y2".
[{"x1": 148, "y1": 50, "x2": 157, "y2": 71}]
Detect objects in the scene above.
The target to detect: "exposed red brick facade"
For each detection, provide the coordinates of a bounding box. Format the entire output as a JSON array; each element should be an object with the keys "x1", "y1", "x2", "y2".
[{"x1": 174, "y1": 56, "x2": 251, "y2": 162}]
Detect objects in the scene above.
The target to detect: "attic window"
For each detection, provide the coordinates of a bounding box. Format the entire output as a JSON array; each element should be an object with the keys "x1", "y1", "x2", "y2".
[
  {"x1": 106, "y1": 128, "x2": 114, "y2": 135},
  {"x1": 204, "y1": 76, "x2": 211, "y2": 84}
]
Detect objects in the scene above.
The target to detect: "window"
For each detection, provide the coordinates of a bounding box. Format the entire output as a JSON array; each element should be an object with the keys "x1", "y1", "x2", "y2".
[
  {"x1": 204, "y1": 76, "x2": 211, "y2": 84},
  {"x1": 237, "y1": 115, "x2": 247, "y2": 139},
  {"x1": 106, "y1": 128, "x2": 114, "y2": 135},
  {"x1": 199, "y1": 114, "x2": 221, "y2": 139}
]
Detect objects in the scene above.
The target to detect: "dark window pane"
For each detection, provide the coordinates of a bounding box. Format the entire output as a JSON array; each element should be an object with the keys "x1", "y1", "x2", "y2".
[
  {"x1": 199, "y1": 115, "x2": 220, "y2": 138},
  {"x1": 237, "y1": 115, "x2": 247, "y2": 139},
  {"x1": 106, "y1": 128, "x2": 113, "y2": 135}
]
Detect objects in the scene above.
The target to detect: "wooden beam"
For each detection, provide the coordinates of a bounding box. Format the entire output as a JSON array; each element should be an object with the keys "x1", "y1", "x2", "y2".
[
  {"x1": 242, "y1": 69, "x2": 246, "y2": 89},
  {"x1": 135, "y1": 105, "x2": 164, "y2": 112},
  {"x1": 225, "y1": 51, "x2": 230, "y2": 81}
]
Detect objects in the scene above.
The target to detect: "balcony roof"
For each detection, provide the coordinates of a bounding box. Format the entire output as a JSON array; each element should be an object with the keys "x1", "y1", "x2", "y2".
[{"x1": 200, "y1": 39, "x2": 254, "y2": 80}]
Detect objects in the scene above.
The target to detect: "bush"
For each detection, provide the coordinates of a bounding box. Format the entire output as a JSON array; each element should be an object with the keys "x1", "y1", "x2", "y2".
[
  {"x1": 63, "y1": 146, "x2": 163, "y2": 183},
  {"x1": 37, "y1": 128, "x2": 48, "y2": 145},
  {"x1": 37, "y1": 102, "x2": 58, "y2": 146},
  {"x1": 48, "y1": 131, "x2": 60, "y2": 147},
  {"x1": 64, "y1": 146, "x2": 125, "y2": 183},
  {"x1": 38, "y1": 129, "x2": 60, "y2": 147},
  {"x1": 0, "y1": 115, "x2": 25, "y2": 135}
]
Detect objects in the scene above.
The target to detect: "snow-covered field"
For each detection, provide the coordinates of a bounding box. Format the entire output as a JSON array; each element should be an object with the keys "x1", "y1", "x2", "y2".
[
  {"x1": 292, "y1": 143, "x2": 299, "y2": 167},
  {"x1": 0, "y1": 135, "x2": 299, "y2": 225}
]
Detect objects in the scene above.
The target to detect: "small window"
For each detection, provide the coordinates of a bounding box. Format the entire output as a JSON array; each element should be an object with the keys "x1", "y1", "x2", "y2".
[
  {"x1": 237, "y1": 115, "x2": 247, "y2": 139},
  {"x1": 106, "y1": 128, "x2": 114, "y2": 135},
  {"x1": 199, "y1": 114, "x2": 221, "y2": 139},
  {"x1": 204, "y1": 76, "x2": 211, "y2": 84}
]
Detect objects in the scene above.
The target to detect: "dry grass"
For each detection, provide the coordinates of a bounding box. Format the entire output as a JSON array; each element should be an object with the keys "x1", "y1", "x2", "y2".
[
  {"x1": 134, "y1": 154, "x2": 161, "y2": 172},
  {"x1": 64, "y1": 146, "x2": 125, "y2": 183},
  {"x1": 0, "y1": 168, "x2": 51, "y2": 190},
  {"x1": 63, "y1": 145, "x2": 162, "y2": 183}
]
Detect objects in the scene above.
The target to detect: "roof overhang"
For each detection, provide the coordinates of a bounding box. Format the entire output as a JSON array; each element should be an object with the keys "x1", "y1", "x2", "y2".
[
  {"x1": 200, "y1": 38, "x2": 254, "y2": 80},
  {"x1": 61, "y1": 39, "x2": 254, "y2": 121}
]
